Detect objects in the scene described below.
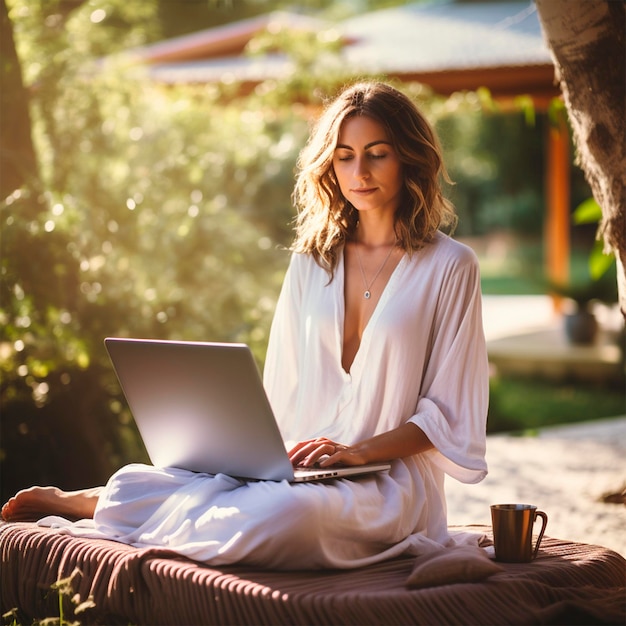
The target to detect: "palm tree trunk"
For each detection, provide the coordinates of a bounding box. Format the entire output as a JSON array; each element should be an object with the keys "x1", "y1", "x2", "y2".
[{"x1": 536, "y1": 0, "x2": 626, "y2": 317}]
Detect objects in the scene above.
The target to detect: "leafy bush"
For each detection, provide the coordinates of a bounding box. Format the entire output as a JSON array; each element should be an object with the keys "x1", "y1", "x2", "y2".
[{"x1": 1, "y1": 0, "x2": 308, "y2": 499}]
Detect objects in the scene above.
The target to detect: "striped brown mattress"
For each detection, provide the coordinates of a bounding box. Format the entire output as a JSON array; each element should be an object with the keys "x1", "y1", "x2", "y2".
[{"x1": 1, "y1": 522, "x2": 624, "y2": 625}]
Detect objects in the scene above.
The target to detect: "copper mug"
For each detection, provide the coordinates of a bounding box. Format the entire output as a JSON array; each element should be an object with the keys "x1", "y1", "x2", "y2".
[{"x1": 490, "y1": 504, "x2": 548, "y2": 563}]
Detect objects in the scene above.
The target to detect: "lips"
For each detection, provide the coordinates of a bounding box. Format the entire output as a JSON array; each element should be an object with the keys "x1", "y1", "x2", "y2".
[{"x1": 352, "y1": 187, "x2": 377, "y2": 195}]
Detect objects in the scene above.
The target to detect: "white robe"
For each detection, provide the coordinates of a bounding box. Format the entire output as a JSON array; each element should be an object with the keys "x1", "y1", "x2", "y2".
[{"x1": 44, "y1": 232, "x2": 489, "y2": 570}]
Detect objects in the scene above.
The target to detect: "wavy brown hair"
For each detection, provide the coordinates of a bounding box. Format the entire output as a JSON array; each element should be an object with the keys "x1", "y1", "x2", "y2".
[{"x1": 291, "y1": 81, "x2": 457, "y2": 277}]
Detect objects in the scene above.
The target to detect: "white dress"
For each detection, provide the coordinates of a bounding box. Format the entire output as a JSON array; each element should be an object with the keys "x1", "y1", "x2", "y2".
[{"x1": 53, "y1": 232, "x2": 489, "y2": 570}]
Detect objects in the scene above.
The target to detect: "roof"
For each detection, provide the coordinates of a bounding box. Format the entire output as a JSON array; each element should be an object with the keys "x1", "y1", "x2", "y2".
[
  {"x1": 341, "y1": 1, "x2": 550, "y2": 73},
  {"x1": 126, "y1": 1, "x2": 557, "y2": 101}
]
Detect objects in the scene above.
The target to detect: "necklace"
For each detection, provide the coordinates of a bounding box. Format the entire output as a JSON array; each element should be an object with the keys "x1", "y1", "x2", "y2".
[{"x1": 354, "y1": 240, "x2": 396, "y2": 299}]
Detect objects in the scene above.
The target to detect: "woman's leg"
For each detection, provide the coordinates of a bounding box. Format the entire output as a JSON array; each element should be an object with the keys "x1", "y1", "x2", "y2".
[{"x1": 1, "y1": 486, "x2": 103, "y2": 522}]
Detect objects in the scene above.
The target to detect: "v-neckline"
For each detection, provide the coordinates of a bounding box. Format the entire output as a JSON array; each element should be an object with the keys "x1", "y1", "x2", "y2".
[{"x1": 339, "y1": 247, "x2": 406, "y2": 375}]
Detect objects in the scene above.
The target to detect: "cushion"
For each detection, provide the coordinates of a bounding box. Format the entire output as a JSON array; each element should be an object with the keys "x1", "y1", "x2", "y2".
[{"x1": 406, "y1": 545, "x2": 504, "y2": 588}]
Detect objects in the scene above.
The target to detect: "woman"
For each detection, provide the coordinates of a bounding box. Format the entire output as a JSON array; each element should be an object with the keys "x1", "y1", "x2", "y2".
[{"x1": 2, "y1": 81, "x2": 489, "y2": 569}]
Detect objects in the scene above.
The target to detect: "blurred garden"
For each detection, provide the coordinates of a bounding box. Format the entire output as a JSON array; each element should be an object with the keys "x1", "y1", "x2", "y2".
[{"x1": 1, "y1": 0, "x2": 623, "y2": 503}]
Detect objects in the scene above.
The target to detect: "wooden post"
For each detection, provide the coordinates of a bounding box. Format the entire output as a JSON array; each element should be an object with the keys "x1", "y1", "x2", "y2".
[{"x1": 545, "y1": 111, "x2": 570, "y2": 306}]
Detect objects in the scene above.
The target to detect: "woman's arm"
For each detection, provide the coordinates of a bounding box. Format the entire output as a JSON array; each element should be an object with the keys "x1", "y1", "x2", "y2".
[{"x1": 288, "y1": 422, "x2": 433, "y2": 467}]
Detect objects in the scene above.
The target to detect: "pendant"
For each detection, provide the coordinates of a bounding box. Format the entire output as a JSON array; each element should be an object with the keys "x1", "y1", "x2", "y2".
[{"x1": 364, "y1": 290, "x2": 371, "y2": 299}]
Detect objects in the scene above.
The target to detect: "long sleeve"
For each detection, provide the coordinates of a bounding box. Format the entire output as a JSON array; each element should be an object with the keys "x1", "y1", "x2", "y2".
[{"x1": 407, "y1": 241, "x2": 489, "y2": 483}]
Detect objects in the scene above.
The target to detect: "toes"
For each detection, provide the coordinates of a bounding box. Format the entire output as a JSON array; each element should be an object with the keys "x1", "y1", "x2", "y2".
[{"x1": 1, "y1": 502, "x2": 13, "y2": 521}]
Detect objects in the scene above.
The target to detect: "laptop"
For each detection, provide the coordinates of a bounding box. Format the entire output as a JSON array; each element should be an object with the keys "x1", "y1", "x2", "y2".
[{"x1": 104, "y1": 337, "x2": 391, "y2": 483}]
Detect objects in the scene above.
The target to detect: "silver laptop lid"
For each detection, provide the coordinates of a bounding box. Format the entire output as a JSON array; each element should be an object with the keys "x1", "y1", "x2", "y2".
[{"x1": 104, "y1": 338, "x2": 295, "y2": 482}]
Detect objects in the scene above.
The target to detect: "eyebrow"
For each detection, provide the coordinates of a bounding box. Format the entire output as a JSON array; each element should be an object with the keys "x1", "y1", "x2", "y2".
[{"x1": 335, "y1": 140, "x2": 392, "y2": 151}]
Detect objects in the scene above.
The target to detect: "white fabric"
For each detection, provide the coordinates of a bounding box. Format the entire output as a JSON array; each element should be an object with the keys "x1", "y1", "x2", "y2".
[{"x1": 42, "y1": 232, "x2": 489, "y2": 570}]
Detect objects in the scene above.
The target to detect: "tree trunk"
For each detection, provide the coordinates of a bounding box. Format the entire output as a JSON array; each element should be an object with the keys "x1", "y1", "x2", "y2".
[
  {"x1": 536, "y1": 0, "x2": 626, "y2": 318},
  {"x1": 0, "y1": 0, "x2": 39, "y2": 199}
]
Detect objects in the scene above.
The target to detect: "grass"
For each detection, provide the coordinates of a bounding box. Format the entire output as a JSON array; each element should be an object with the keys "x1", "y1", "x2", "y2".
[{"x1": 487, "y1": 375, "x2": 625, "y2": 435}]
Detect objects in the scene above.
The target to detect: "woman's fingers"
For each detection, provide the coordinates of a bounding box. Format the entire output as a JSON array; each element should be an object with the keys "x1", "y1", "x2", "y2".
[
  {"x1": 289, "y1": 440, "x2": 368, "y2": 468},
  {"x1": 288, "y1": 438, "x2": 343, "y2": 467}
]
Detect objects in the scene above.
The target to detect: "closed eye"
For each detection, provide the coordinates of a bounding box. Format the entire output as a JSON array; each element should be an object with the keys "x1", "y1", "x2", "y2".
[{"x1": 335, "y1": 152, "x2": 387, "y2": 162}]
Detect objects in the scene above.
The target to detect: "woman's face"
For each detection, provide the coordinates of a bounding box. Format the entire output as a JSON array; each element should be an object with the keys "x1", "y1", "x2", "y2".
[{"x1": 332, "y1": 115, "x2": 403, "y2": 217}]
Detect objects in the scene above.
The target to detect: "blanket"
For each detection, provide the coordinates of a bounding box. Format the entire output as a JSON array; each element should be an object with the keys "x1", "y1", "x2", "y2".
[{"x1": 1, "y1": 522, "x2": 624, "y2": 625}]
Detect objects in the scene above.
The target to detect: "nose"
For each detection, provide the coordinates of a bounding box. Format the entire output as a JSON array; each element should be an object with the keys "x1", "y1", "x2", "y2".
[{"x1": 353, "y1": 156, "x2": 370, "y2": 180}]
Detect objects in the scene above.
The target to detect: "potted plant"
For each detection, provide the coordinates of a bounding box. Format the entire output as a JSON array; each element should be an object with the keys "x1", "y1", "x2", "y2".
[{"x1": 551, "y1": 276, "x2": 616, "y2": 344}]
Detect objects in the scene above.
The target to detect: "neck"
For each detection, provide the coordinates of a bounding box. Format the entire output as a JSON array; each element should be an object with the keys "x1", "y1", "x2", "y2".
[{"x1": 355, "y1": 221, "x2": 397, "y2": 248}]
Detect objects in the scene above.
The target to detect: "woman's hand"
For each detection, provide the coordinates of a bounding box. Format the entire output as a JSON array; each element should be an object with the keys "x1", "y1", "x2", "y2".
[
  {"x1": 289, "y1": 424, "x2": 434, "y2": 469},
  {"x1": 288, "y1": 438, "x2": 368, "y2": 468}
]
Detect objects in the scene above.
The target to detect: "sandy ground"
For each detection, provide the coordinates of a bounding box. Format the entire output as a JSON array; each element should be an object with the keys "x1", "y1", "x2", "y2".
[{"x1": 445, "y1": 415, "x2": 626, "y2": 558}]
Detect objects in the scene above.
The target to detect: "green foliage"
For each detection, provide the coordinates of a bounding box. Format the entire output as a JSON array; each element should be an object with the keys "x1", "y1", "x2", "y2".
[
  {"x1": 154, "y1": 0, "x2": 418, "y2": 39},
  {"x1": 548, "y1": 197, "x2": 618, "y2": 305},
  {"x1": 2, "y1": 609, "x2": 20, "y2": 626},
  {"x1": 246, "y1": 19, "x2": 350, "y2": 104},
  {"x1": 573, "y1": 197, "x2": 602, "y2": 225},
  {"x1": 573, "y1": 197, "x2": 616, "y2": 280},
  {"x1": 437, "y1": 107, "x2": 546, "y2": 238},
  {"x1": 47, "y1": 568, "x2": 95, "y2": 626},
  {"x1": 1, "y1": 0, "x2": 308, "y2": 498},
  {"x1": 2, "y1": 569, "x2": 95, "y2": 626}
]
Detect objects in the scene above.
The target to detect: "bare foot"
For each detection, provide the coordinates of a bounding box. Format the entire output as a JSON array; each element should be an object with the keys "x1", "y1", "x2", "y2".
[{"x1": 1, "y1": 486, "x2": 103, "y2": 522}]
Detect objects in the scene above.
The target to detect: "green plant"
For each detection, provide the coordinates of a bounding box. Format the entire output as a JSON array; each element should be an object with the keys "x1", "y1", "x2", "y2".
[
  {"x1": 1, "y1": 569, "x2": 95, "y2": 626},
  {"x1": 549, "y1": 272, "x2": 617, "y2": 308},
  {"x1": 2, "y1": 608, "x2": 20, "y2": 626},
  {"x1": 573, "y1": 197, "x2": 616, "y2": 280},
  {"x1": 548, "y1": 197, "x2": 618, "y2": 307},
  {"x1": 45, "y1": 568, "x2": 95, "y2": 626}
]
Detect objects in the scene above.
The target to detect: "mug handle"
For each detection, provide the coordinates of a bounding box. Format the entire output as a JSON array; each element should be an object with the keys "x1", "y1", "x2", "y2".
[{"x1": 532, "y1": 510, "x2": 548, "y2": 559}]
